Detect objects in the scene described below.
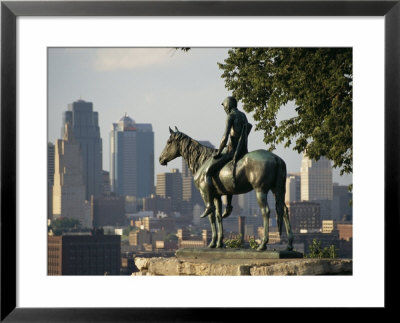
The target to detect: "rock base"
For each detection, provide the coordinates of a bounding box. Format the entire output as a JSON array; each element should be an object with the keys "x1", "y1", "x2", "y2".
[
  {"x1": 176, "y1": 248, "x2": 303, "y2": 265},
  {"x1": 133, "y1": 256, "x2": 352, "y2": 276}
]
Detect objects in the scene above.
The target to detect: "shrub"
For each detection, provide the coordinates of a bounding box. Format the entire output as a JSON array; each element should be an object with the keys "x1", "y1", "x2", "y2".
[
  {"x1": 224, "y1": 234, "x2": 243, "y2": 248},
  {"x1": 306, "y1": 239, "x2": 339, "y2": 259}
]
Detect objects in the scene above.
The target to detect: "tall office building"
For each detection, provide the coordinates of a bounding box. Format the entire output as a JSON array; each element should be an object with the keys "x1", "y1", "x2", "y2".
[
  {"x1": 156, "y1": 169, "x2": 182, "y2": 213},
  {"x1": 62, "y1": 99, "x2": 103, "y2": 199},
  {"x1": 52, "y1": 124, "x2": 91, "y2": 228},
  {"x1": 300, "y1": 154, "x2": 333, "y2": 220},
  {"x1": 48, "y1": 142, "x2": 55, "y2": 220},
  {"x1": 288, "y1": 201, "x2": 321, "y2": 233},
  {"x1": 285, "y1": 172, "x2": 301, "y2": 204},
  {"x1": 110, "y1": 114, "x2": 154, "y2": 198},
  {"x1": 332, "y1": 183, "x2": 353, "y2": 221}
]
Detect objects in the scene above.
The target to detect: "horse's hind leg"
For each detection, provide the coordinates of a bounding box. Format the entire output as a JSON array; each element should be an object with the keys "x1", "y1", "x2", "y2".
[
  {"x1": 214, "y1": 197, "x2": 224, "y2": 248},
  {"x1": 274, "y1": 191, "x2": 294, "y2": 251},
  {"x1": 255, "y1": 190, "x2": 270, "y2": 251},
  {"x1": 283, "y1": 204, "x2": 294, "y2": 251}
]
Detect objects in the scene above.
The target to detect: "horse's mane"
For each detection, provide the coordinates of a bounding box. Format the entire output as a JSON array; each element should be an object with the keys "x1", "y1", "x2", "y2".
[{"x1": 175, "y1": 132, "x2": 216, "y2": 175}]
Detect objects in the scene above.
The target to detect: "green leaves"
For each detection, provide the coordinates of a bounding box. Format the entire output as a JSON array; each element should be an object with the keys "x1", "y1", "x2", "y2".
[
  {"x1": 219, "y1": 48, "x2": 352, "y2": 175},
  {"x1": 224, "y1": 234, "x2": 244, "y2": 248},
  {"x1": 48, "y1": 217, "x2": 82, "y2": 236},
  {"x1": 306, "y1": 239, "x2": 339, "y2": 259}
]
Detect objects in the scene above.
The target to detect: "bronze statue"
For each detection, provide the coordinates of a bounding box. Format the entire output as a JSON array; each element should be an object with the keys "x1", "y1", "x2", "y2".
[
  {"x1": 159, "y1": 97, "x2": 294, "y2": 251},
  {"x1": 200, "y1": 96, "x2": 252, "y2": 219}
]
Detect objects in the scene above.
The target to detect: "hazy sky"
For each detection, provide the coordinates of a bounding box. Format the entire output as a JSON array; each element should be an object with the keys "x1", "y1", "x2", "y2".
[{"x1": 48, "y1": 48, "x2": 352, "y2": 186}]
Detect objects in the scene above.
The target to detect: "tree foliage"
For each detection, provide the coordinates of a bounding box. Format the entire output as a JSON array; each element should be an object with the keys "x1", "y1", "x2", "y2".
[
  {"x1": 164, "y1": 233, "x2": 178, "y2": 242},
  {"x1": 49, "y1": 217, "x2": 82, "y2": 235},
  {"x1": 218, "y1": 48, "x2": 352, "y2": 174}
]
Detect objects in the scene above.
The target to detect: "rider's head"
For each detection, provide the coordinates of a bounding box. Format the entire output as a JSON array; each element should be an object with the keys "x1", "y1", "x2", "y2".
[{"x1": 222, "y1": 96, "x2": 237, "y2": 113}]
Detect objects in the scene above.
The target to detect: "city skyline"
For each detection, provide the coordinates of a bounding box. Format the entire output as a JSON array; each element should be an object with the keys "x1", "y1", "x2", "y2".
[{"x1": 48, "y1": 48, "x2": 352, "y2": 186}]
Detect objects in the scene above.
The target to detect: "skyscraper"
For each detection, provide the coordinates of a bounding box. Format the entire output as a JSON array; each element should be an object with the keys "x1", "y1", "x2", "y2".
[
  {"x1": 156, "y1": 169, "x2": 182, "y2": 213},
  {"x1": 62, "y1": 99, "x2": 103, "y2": 199},
  {"x1": 48, "y1": 142, "x2": 55, "y2": 220},
  {"x1": 52, "y1": 124, "x2": 91, "y2": 228},
  {"x1": 285, "y1": 172, "x2": 301, "y2": 204},
  {"x1": 332, "y1": 183, "x2": 353, "y2": 221},
  {"x1": 110, "y1": 114, "x2": 154, "y2": 198},
  {"x1": 300, "y1": 154, "x2": 333, "y2": 220}
]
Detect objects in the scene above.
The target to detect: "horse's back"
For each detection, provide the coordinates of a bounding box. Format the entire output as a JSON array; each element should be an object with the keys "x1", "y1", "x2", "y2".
[
  {"x1": 217, "y1": 149, "x2": 285, "y2": 194},
  {"x1": 244, "y1": 149, "x2": 283, "y2": 163}
]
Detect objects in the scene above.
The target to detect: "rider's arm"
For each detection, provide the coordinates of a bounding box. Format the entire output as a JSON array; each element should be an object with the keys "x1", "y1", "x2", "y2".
[{"x1": 215, "y1": 114, "x2": 234, "y2": 156}]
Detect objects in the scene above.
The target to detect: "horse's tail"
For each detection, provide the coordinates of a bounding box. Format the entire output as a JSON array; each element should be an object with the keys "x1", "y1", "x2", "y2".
[{"x1": 274, "y1": 157, "x2": 287, "y2": 236}]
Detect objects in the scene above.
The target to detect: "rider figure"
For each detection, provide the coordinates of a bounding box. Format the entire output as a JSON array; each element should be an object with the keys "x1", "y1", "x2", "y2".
[{"x1": 200, "y1": 96, "x2": 252, "y2": 218}]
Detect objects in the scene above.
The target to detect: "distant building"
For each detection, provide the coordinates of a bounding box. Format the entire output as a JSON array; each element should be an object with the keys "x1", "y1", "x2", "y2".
[
  {"x1": 192, "y1": 204, "x2": 204, "y2": 226},
  {"x1": 48, "y1": 142, "x2": 55, "y2": 220},
  {"x1": 62, "y1": 99, "x2": 103, "y2": 199},
  {"x1": 238, "y1": 216, "x2": 246, "y2": 239},
  {"x1": 177, "y1": 228, "x2": 191, "y2": 241},
  {"x1": 288, "y1": 201, "x2": 321, "y2": 233},
  {"x1": 285, "y1": 173, "x2": 301, "y2": 203},
  {"x1": 91, "y1": 195, "x2": 126, "y2": 228},
  {"x1": 52, "y1": 123, "x2": 91, "y2": 228},
  {"x1": 143, "y1": 194, "x2": 173, "y2": 216},
  {"x1": 300, "y1": 154, "x2": 333, "y2": 220},
  {"x1": 294, "y1": 231, "x2": 352, "y2": 258},
  {"x1": 155, "y1": 240, "x2": 179, "y2": 251},
  {"x1": 156, "y1": 168, "x2": 182, "y2": 213},
  {"x1": 332, "y1": 183, "x2": 353, "y2": 221},
  {"x1": 129, "y1": 229, "x2": 151, "y2": 247},
  {"x1": 177, "y1": 229, "x2": 209, "y2": 249},
  {"x1": 102, "y1": 170, "x2": 111, "y2": 195},
  {"x1": 124, "y1": 195, "x2": 141, "y2": 214},
  {"x1": 337, "y1": 223, "x2": 353, "y2": 241},
  {"x1": 322, "y1": 220, "x2": 336, "y2": 233},
  {"x1": 238, "y1": 190, "x2": 275, "y2": 217},
  {"x1": 48, "y1": 233, "x2": 121, "y2": 275},
  {"x1": 110, "y1": 114, "x2": 154, "y2": 198}
]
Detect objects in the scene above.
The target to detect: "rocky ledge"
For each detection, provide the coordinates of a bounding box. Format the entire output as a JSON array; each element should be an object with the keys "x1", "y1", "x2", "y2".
[{"x1": 132, "y1": 256, "x2": 352, "y2": 276}]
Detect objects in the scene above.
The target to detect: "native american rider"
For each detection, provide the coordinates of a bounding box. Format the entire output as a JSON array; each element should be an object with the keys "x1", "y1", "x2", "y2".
[{"x1": 200, "y1": 96, "x2": 252, "y2": 218}]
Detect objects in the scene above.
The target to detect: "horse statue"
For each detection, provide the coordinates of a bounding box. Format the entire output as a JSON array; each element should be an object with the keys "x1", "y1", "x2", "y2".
[{"x1": 159, "y1": 127, "x2": 294, "y2": 251}]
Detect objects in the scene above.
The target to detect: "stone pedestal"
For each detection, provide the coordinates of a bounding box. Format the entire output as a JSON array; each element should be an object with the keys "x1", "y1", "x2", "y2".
[
  {"x1": 175, "y1": 248, "x2": 303, "y2": 265},
  {"x1": 132, "y1": 248, "x2": 352, "y2": 276}
]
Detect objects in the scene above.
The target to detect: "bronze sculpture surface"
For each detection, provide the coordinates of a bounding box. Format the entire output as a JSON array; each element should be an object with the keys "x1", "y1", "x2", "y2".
[
  {"x1": 201, "y1": 96, "x2": 252, "y2": 219},
  {"x1": 159, "y1": 97, "x2": 294, "y2": 251}
]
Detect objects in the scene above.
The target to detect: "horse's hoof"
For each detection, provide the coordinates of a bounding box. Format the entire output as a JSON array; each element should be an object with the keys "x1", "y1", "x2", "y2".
[
  {"x1": 216, "y1": 243, "x2": 224, "y2": 249},
  {"x1": 200, "y1": 206, "x2": 215, "y2": 218},
  {"x1": 257, "y1": 245, "x2": 266, "y2": 251},
  {"x1": 286, "y1": 246, "x2": 293, "y2": 251},
  {"x1": 208, "y1": 243, "x2": 216, "y2": 248},
  {"x1": 222, "y1": 205, "x2": 233, "y2": 218}
]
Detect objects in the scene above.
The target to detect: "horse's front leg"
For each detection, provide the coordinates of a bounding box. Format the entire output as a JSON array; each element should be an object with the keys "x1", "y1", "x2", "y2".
[
  {"x1": 214, "y1": 197, "x2": 224, "y2": 248},
  {"x1": 207, "y1": 211, "x2": 217, "y2": 248}
]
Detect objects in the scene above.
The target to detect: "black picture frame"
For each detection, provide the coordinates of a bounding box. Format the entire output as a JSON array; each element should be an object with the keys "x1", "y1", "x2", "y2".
[{"x1": 1, "y1": 0, "x2": 397, "y2": 321}]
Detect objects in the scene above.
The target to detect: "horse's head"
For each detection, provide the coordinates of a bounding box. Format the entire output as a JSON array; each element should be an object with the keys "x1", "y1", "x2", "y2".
[{"x1": 159, "y1": 126, "x2": 182, "y2": 166}]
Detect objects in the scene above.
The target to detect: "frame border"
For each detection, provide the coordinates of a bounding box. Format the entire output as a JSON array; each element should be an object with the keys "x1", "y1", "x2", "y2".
[{"x1": 1, "y1": 0, "x2": 398, "y2": 321}]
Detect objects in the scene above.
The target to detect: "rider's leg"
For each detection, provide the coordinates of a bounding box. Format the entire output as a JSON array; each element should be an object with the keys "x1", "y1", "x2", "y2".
[
  {"x1": 199, "y1": 165, "x2": 217, "y2": 218},
  {"x1": 222, "y1": 195, "x2": 233, "y2": 218},
  {"x1": 199, "y1": 174, "x2": 216, "y2": 218},
  {"x1": 200, "y1": 156, "x2": 228, "y2": 218}
]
